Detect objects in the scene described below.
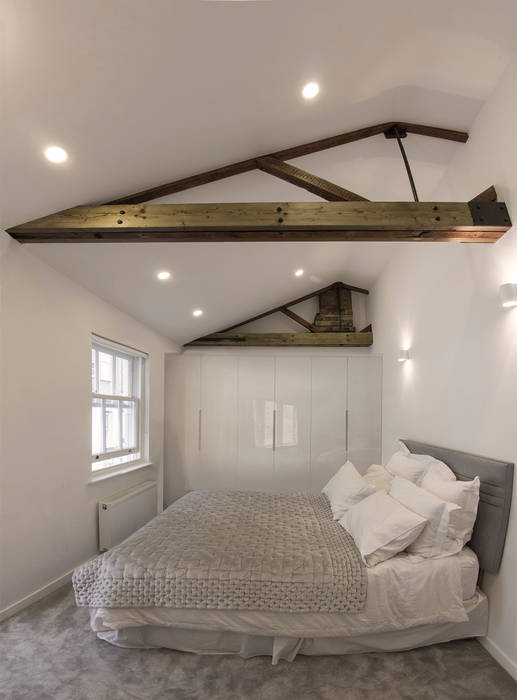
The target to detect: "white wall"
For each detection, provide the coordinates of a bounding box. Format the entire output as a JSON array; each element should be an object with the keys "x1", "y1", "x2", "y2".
[
  {"x1": 0, "y1": 231, "x2": 178, "y2": 615},
  {"x1": 369, "y1": 51, "x2": 517, "y2": 678}
]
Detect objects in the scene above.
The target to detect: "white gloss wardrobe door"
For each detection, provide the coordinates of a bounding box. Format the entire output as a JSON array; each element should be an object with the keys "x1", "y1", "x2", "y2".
[
  {"x1": 310, "y1": 356, "x2": 348, "y2": 493},
  {"x1": 199, "y1": 354, "x2": 239, "y2": 490},
  {"x1": 274, "y1": 356, "x2": 311, "y2": 492},
  {"x1": 347, "y1": 356, "x2": 382, "y2": 474},
  {"x1": 237, "y1": 356, "x2": 275, "y2": 491},
  {"x1": 164, "y1": 353, "x2": 201, "y2": 502}
]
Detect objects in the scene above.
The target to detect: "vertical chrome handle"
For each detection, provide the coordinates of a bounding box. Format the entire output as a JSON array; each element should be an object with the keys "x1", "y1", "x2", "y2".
[
  {"x1": 198, "y1": 409, "x2": 202, "y2": 451},
  {"x1": 272, "y1": 409, "x2": 277, "y2": 451},
  {"x1": 345, "y1": 408, "x2": 349, "y2": 455}
]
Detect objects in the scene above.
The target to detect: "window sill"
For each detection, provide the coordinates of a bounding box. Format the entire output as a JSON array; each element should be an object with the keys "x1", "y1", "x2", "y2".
[{"x1": 89, "y1": 461, "x2": 153, "y2": 484}]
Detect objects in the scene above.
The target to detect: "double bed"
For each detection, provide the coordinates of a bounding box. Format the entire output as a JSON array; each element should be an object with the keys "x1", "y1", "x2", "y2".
[{"x1": 74, "y1": 441, "x2": 514, "y2": 663}]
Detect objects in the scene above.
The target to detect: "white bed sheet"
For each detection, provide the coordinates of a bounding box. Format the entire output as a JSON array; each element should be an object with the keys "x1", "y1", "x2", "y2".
[
  {"x1": 91, "y1": 548, "x2": 477, "y2": 640},
  {"x1": 94, "y1": 592, "x2": 487, "y2": 664}
]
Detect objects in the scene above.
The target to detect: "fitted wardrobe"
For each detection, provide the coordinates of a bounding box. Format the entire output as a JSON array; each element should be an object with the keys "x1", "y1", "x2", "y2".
[{"x1": 164, "y1": 352, "x2": 382, "y2": 504}]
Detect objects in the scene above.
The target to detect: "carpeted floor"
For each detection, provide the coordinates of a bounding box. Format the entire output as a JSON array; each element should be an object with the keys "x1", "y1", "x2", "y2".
[{"x1": 1, "y1": 585, "x2": 516, "y2": 700}]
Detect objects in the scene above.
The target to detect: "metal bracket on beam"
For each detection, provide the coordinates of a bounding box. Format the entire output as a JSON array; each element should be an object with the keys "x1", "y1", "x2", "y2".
[
  {"x1": 384, "y1": 125, "x2": 408, "y2": 139},
  {"x1": 468, "y1": 201, "x2": 512, "y2": 227}
]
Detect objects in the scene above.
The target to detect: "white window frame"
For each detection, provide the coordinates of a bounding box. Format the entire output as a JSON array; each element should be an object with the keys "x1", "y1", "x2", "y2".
[{"x1": 91, "y1": 335, "x2": 148, "y2": 473}]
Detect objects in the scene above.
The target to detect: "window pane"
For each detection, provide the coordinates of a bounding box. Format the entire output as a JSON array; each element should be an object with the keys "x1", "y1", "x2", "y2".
[
  {"x1": 92, "y1": 398, "x2": 103, "y2": 455},
  {"x1": 121, "y1": 400, "x2": 137, "y2": 449},
  {"x1": 99, "y1": 351, "x2": 114, "y2": 394},
  {"x1": 115, "y1": 356, "x2": 131, "y2": 396},
  {"x1": 105, "y1": 399, "x2": 121, "y2": 451},
  {"x1": 91, "y1": 349, "x2": 97, "y2": 393}
]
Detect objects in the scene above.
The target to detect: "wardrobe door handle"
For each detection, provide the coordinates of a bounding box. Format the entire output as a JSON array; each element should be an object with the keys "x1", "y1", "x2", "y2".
[
  {"x1": 345, "y1": 409, "x2": 349, "y2": 455},
  {"x1": 272, "y1": 409, "x2": 276, "y2": 451},
  {"x1": 198, "y1": 409, "x2": 202, "y2": 451}
]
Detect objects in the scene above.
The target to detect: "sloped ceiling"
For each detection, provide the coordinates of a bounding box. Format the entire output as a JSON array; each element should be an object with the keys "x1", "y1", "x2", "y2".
[{"x1": 2, "y1": 0, "x2": 517, "y2": 343}]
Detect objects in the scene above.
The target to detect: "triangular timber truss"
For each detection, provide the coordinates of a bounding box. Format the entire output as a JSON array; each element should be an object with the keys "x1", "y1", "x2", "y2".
[
  {"x1": 185, "y1": 281, "x2": 373, "y2": 347},
  {"x1": 7, "y1": 121, "x2": 511, "y2": 243}
]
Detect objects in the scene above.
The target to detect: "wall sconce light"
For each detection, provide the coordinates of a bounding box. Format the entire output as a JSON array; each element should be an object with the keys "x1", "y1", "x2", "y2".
[
  {"x1": 500, "y1": 283, "x2": 517, "y2": 308},
  {"x1": 398, "y1": 349, "x2": 410, "y2": 363}
]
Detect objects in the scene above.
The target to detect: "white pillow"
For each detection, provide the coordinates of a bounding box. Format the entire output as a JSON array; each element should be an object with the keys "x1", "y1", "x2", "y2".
[
  {"x1": 363, "y1": 464, "x2": 393, "y2": 492},
  {"x1": 389, "y1": 476, "x2": 459, "y2": 558},
  {"x1": 397, "y1": 441, "x2": 456, "y2": 481},
  {"x1": 339, "y1": 491, "x2": 427, "y2": 567},
  {"x1": 322, "y1": 461, "x2": 376, "y2": 520},
  {"x1": 420, "y1": 472, "x2": 480, "y2": 554},
  {"x1": 385, "y1": 451, "x2": 428, "y2": 484},
  {"x1": 424, "y1": 459, "x2": 456, "y2": 481}
]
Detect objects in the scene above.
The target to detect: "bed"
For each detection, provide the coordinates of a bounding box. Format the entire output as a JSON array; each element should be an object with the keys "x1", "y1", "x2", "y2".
[{"x1": 74, "y1": 441, "x2": 514, "y2": 664}]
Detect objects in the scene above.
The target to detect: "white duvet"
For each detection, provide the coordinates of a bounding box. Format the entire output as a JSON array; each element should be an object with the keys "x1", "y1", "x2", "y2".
[{"x1": 91, "y1": 548, "x2": 476, "y2": 639}]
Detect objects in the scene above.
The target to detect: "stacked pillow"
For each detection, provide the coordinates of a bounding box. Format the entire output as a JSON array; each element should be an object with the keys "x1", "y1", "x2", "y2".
[
  {"x1": 323, "y1": 444, "x2": 481, "y2": 567},
  {"x1": 362, "y1": 445, "x2": 455, "y2": 494},
  {"x1": 339, "y1": 490, "x2": 427, "y2": 567},
  {"x1": 385, "y1": 451, "x2": 429, "y2": 484},
  {"x1": 363, "y1": 463, "x2": 394, "y2": 492},
  {"x1": 420, "y1": 470, "x2": 480, "y2": 555},
  {"x1": 388, "y1": 476, "x2": 459, "y2": 558},
  {"x1": 322, "y1": 461, "x2": 375, "y2": 520}
]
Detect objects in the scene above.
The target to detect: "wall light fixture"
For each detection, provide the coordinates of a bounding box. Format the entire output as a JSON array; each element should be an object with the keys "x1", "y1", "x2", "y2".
[
  {"x1": 500, "y1": 283, "x2": 517, "y2": 308},
  {"x1": 398, "y1": 349, "x2": 410, "y2": 363}
]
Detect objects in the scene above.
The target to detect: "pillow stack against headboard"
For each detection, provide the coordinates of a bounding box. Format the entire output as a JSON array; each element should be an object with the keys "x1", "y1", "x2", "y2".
[{"x1": 322, "y1": 442, "x2": 481, "y2": 567}]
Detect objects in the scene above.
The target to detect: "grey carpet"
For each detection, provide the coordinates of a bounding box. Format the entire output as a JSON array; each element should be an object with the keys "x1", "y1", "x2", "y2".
[{"x1": 1, "y1": 585, "x2": 516, "y2": 700}]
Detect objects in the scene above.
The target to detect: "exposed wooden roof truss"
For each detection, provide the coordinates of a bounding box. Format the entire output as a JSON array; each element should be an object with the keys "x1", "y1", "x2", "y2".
[
  {"x1": 185, "y1": 281, "x2": 373, "y2": 348},
  {"x1": 6, "y1": 121, "x2": 512, "y2": 244}
]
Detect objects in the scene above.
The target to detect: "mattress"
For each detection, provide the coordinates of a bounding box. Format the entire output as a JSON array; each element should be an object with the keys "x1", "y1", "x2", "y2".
[
  {"x1": 457, "y1": 546, "x2": 479, "y2": 600},
  {"x1": 91, "y1": 547, "x2": 478, "y2": 642}
]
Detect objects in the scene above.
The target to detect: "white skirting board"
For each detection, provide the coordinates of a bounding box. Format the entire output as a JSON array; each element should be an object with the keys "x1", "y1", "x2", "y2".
[
  {"x1": 479, "y1": 637, "x2": 517, "y2": 682},
  {"x1": 0, "y1": 556, "x2": 95, "y2": 624}
]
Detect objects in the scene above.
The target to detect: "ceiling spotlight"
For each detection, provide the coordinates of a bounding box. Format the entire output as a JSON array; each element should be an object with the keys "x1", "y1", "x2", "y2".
[
  {"x1": 302, "y1": 82, "x2": 319, "y2": 99},
  {"x1": 193, "y1": 309, "x2": 203, "y2": 317},
  {"x1": 157, "y1": 271, "x2": 171, "y2": 281},
  {"x1": 295, "y1": 269, "x2": 304, "y2": 277},
  {"x1": 44, "y1": 145, "x2": 68, "y2": 163}
]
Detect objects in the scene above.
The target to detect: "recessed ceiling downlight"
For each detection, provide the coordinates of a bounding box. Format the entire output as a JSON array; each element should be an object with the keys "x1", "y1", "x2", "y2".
[
  {"x1": 193, "y1": 309, "x2": 203, "y2": 317},
  {"x1": 302, "y1": 82, "x2": 319, "y2": 99},
  {"x1": 157, "y1": 271, "x2": 171, "y2": 280},
  {"x1": 295, "y1": 269, "x2": 304, "y2": 277},
  {"x1": 44, "y1": 145, "x2": 68, "y2": 163}
]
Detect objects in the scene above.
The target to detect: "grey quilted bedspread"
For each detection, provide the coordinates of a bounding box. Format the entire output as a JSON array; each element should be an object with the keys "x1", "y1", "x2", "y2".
[{"x1": 73, "y1": 490, "x2": 367, "y2": 613}]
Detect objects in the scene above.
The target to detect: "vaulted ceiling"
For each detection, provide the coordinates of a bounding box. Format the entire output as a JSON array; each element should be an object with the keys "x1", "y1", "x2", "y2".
[{"x1": 2, "y1": 0, "x2": 517, "y2": 343}]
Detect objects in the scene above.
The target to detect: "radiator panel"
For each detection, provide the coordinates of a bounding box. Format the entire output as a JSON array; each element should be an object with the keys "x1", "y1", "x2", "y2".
[{"x1": 98, "y1": 480, "x2": 157, "y2": 551}]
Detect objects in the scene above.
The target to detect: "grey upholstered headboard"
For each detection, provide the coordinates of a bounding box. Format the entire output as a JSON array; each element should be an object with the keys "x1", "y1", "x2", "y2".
[{"x1": 401, "y1": 440, "x2": 514, "y2": 574}]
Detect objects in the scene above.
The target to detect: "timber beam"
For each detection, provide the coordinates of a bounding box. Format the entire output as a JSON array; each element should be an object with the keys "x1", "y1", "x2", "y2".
[
  {"x1": 104, "y1": 121, "x2": 468, "y2": 205},
  {"x1": 7, "y1": 201, "x2": 511, "y2": 244},
  {"x1": 280, "y1": 306, "x2": 316, "y2": 331},
  {"x1": 185, "y1": 331, "x2": 373, "y2": 347},
  {"x1": 255, "y1": 156, "x2": 368, "y2": 202},
  {"x1": 218, "y1": 281, "x2": 367, "y2": 334}
]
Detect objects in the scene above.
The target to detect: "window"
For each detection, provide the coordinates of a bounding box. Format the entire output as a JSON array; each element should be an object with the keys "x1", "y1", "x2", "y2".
[{"x1": 91, "y1": 336, "x2": 147, "y2": 472}]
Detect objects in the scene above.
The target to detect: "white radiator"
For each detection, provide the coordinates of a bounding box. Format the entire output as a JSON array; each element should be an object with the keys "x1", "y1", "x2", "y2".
[{"x1": 98, "y1": 480, "x2": 157, "y2": 551}]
